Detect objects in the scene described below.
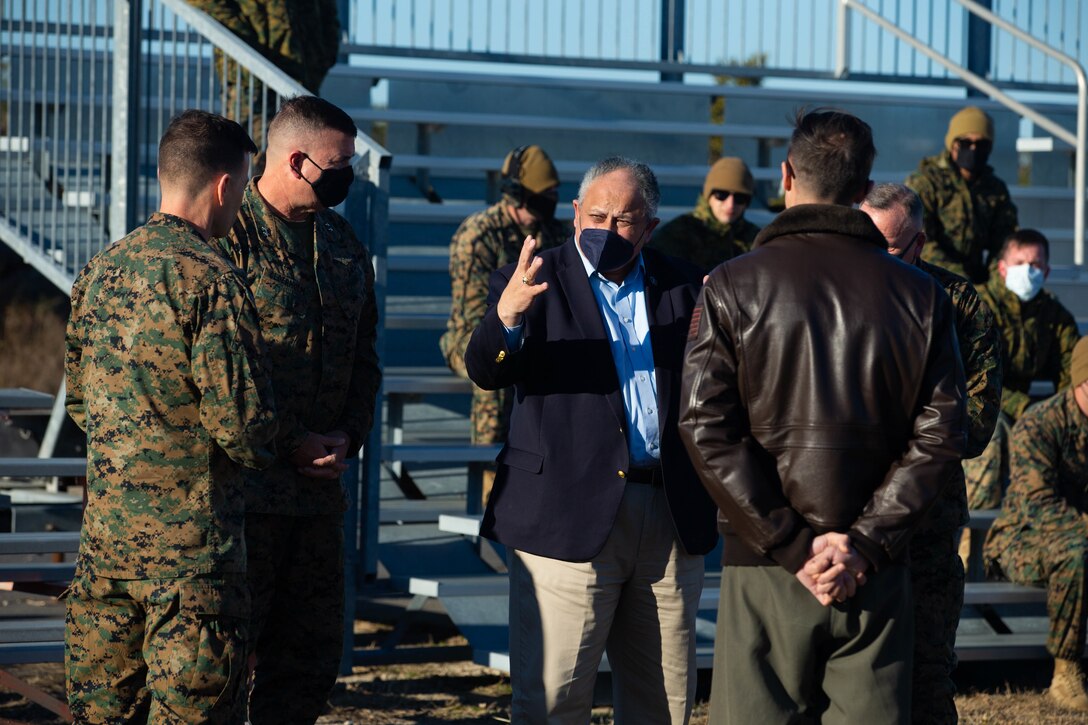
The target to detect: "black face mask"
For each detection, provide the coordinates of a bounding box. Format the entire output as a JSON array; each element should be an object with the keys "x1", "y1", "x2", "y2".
[
  {"x1": 579, "y1": 227, "x2": 641, "y2": 273},
  {"x1": 891, "y1": 232, "x2": 922, "y2": 262},
  {"x1": 955, "y1": 146, "x2": 990, "y2": 174},
  {"x1": 301, "y1": 155, "x2": 354, "y2": 208},
  {"x1": 524, "y1": 192, "x2": 558, "y2": 222}
]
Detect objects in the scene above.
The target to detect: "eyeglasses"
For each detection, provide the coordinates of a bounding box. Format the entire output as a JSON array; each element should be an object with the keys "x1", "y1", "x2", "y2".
[
  {"x1": 954, "y1": 138, "x2": 992, "y2": 152},
  {"x1": 710, "y1": 190, "x2": 752, "y2": 205}
]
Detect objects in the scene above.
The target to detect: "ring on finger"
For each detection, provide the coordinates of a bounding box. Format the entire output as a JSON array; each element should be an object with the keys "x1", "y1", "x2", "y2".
[{"x1": 521, "y1": 275, "x2": 531, "y2": 285}]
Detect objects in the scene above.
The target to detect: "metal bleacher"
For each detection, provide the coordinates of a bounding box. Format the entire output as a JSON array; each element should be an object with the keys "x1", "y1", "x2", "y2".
[
  {"x1": 328, "y1": 0, "x2": 1088, "y2": 669},
  {"x1": 2, "y1": 0, "x2": 1088, "y2": 689}
]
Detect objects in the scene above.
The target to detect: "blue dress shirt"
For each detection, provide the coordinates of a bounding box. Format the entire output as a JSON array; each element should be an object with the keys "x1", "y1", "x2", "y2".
[{"x1": 502, "y1": 244, "x2": 661, "y2": 466}]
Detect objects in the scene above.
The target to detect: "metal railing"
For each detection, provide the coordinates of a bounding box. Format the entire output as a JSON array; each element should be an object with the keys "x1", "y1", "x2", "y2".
[
  {"x1": 0, "y1": 0, "x2": 392, "y2": 598},
  {"x1": 344, "y1": 0, "x2": 1088, "y2": 90},
  {"x1": 841, "y1": 0, "x2": 1087, "y2": 267},
  {"x1": 0, "y1": 0, "x2": 391, "y2": 286},
  {"x1": 0, "y1": 0, "x2": 115, "y2": 292}
]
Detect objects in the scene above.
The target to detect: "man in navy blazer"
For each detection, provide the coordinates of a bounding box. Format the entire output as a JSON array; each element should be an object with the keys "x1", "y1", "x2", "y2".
[{"x1": 465, "y1": 156, "x2": 718, "y2": 724}]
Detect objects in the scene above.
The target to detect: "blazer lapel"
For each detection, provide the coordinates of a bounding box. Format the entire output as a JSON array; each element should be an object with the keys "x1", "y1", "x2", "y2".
[
  {"x1": 645, "y1": 254, "x2": 676, "y2": 428},
  {"x1": 554, "y1": 241, "x2": 627, "y2": 429}
]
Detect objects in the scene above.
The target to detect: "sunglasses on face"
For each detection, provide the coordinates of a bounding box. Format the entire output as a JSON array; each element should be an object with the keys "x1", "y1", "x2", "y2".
[
  {"x1": 954, "y1": 138, "x2": 992, "y2": 152},
  {"x1": 710, "y1": 190, "x2": 752, "y2": 205}
]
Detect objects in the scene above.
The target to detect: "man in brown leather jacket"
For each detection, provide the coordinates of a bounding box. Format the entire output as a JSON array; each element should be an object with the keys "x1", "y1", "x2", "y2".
[{"x1": 680, "y1": 109, "x2": 967, "y2": 724}]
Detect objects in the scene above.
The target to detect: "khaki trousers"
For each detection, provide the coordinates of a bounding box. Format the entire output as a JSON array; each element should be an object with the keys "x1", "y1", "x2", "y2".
[{"x1": 508, "y1": 481, "x2": 704, "y2": 724}]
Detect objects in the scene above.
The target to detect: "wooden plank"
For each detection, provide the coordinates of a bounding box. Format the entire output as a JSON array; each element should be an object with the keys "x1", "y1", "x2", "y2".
[
  {"x1": 383, "y1": 369, "x2": 472, "y2": 396},
  {"x1": 382, "y1": 444, "x2": 500, "y2": 464},
  {"x1": 0, "y1": 532, "x2": 80, "y2": 555},
  {"x1": 966, "y1": 509, "x2": 999, "y2": 530},
  {"x1": 963, "y1": 581, "x2": 1046, "y2": 605},
  {"x1": 0, "y1": 642, "x2": 65, "y2": 665},
  {"x1": 439, "y1": 514, "x2": 483, "y2": 537},
  {"x1": 349, "y1": 106, "x2": 794, "y2": 140},
  {"x1": 0, "y1": 620, "x2": 65, "y2": 644},
  {"x1": 0, "y1": 389, "x2": 54, "y2": 412},
  {"x1": 474, "y1": 645, "x2": 717, "y2": 674},
  {"x1": 0, "y1": 458, "x2": 87, "y2": 478},
  {"x1": 954, "y1": 632, "x2": 1049, "y2": 661},
  {"x1": 380, "y1": 499, "x2": 468, "y2": 525},
  {"x1": 0, "y1": 562, "x2": 74, "y2": 583}
]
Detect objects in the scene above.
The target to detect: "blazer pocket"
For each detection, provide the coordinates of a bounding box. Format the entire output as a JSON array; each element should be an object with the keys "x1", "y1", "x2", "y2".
[{"x1": 497, "y1": 446, "x2": 543, "y2": 473}]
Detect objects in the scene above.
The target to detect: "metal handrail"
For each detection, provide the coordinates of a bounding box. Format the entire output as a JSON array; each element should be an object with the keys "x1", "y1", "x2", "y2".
[{"x1": 839, "y1": 0, "x2": 1087, "y2": 269}]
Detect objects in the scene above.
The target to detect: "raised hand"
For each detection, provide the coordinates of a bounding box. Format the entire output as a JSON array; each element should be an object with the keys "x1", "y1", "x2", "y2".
[{"x1": 496, "y1": 235, "x2": 549, "y2": 328}]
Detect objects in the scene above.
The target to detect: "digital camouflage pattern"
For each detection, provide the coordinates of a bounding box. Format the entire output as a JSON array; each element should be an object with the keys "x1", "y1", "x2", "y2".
[
  {"x1": 66, "y1": 573, "x2": 249, "y2": 723},
  {"x1": 217, "y1": 179, "x2": 382, "y2": 516},
  {"x1": 965, "y1": 274, "x2": 1079, "y2": 508},
  {"x1": 244, "y1": 513, "x2": 344, "y2": 723},
  {"x1": 188, "y1": 0, "x2": 340, "y2": 152},
  {"x1": 984, "y1": 389, "x2": 1088, "y2": 660},
  {"x1": 909, "y1": 259, "x2": 1002, "y2": 725},
  {"x1": 920, "y1": 259, "x2": 1004, "y2": 461},
  {"x1": 905, "y1": 151, "x2": 1018, "y2": 282},
  {"x1": 65, "y1": 212, "x2": 275, "y2": 722},
  {"x1": 976, "y1": 275, "x2": 1079, "y2": 421},
  {"x1": 439, "y1": 200, "x2": 568, "y2": 445},
  {"x1": 651, "y1": 194, "x2": 761, "y2": 273},
  {"x1": 66, "y1": 212, "x2": 277, "y2": 579},
  {"x1": 218, "y1": 180, "x2": 380, "y2": 720},
  {"x1": 908, "y1": 525, "x2": 963, "y2": 725}
]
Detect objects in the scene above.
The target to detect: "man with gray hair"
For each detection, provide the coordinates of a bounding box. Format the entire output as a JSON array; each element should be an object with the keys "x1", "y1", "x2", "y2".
[
  {"x1": 464, "y1": 156, "x2": 718, "y2": 722},
  {"x1": 862, "y1": 182, "x2": 1002, "y2": 724}
]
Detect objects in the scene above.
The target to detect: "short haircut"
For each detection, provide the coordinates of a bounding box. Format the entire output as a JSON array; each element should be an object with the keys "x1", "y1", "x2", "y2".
[
  {"x1": 863, "y1": 183, "x2": 923, "y2": 230},
  {"x1": 998, "y1": 228, "x2": 1050, "y2": 263},
  {"x1": 267, "y1": 95, "x2": 357, "y2": 145},
  {"x1": 577, "y1": 156, "x2": 661, "y2": 219},
  {"x1": 157, "y1": 110, "x2": 256, "y2": 191},
  {"x1": 787, "y1": 108, "x2": 876, "y2": 205}
]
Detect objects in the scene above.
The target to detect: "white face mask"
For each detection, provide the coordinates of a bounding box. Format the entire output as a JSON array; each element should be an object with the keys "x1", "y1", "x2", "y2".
[{"x1": 1004, "y1": 263, "x2": 1045, "y2": 302}]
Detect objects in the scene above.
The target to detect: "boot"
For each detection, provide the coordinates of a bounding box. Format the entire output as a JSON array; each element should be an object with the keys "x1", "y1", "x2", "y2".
[{"x1": 1049, "y1": 658, "x2": 1088, "y2": 712}]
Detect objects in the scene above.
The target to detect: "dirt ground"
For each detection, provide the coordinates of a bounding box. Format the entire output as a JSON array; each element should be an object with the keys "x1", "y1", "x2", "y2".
[{"x1": 3, "y1": 634, "x2": 1088, "y2": 724}]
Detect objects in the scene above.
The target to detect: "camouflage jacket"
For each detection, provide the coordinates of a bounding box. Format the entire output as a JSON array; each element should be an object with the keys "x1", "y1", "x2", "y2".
[
  {"x1": 439, "y1": 201, "x2": 568, "y2": 376},
  {"x1": 188, "y1": 0, "x2": 339, "y2": 92},
  {"x1": 66, "y1": 212, "x2": 277, "y2": 578},
  {"x1": 919, "y1": 259, "x2": 1003, "y2": 458},
  {"x1": 218, "y1": 180, "x2": 382, "y2": 515},
  {"x1": 984, "y1": 389, "x2": 1088, "y2": 561},
  {"x1": 906, "y1": 151, "x2": 1018, "y2": 282},
  {"x1": 651, "y1": 195, "x2": 761, "y2": 273},
  {"x1": 976, "y1": 274, "x2": 1079, "y2": 420}
]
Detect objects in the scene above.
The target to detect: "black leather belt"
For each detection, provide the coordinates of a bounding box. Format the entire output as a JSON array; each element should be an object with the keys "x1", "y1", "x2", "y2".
[{"x1": 626, "y1": 466, "x2": 663, "y2": 486}]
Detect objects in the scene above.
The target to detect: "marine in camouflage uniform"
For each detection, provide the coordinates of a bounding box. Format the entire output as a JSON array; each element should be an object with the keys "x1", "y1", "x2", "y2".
[
  {"x1": 65, "y1": 208, "x2": 277, "y2": 722},
  {"x1": 983, "y1": 349, "x2": 1088, "y2": 711},
  {"x1": 439, "y1": 146, "x2": 567, "y2": 502},
  {"x1": 965, "y1": 262, "x2": 1079, "y2": 509},
  {"x1": 905, "y1": 106, "x2": 1018, "y2": 283},
  {"x1": 909, "y1": 259, "x2": 1002, "y2": 725},
  {"x1": 653, "y1": 156, "x2": 761, "y2": 273},
  {"x1": 218, "y1": 97, "x2": 381, "y2": 722},
  {"x1": 188, "y1": 0, "x2": 340, "y2": 153},
  {"x1": 652, "y1": 196, "x2": 760, "y2": 272},
  {"x1": 862, "y1": 183, "x2": 1003, "y2": 724}
]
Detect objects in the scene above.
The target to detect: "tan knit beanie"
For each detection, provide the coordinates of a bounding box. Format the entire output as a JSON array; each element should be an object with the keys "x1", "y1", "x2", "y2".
[
  {"x1": 703, "y1": 157, "x2": 754, "y2": 198},
  {"x1": 1072, "y1": 336, "x2": 1088, "y2": 388},
  {"x1": 945, "y1": 107, "x2": 994, "y2": 152},
  {"x1": 502, "y1": 145, "x2": 559, "y2": 195}
]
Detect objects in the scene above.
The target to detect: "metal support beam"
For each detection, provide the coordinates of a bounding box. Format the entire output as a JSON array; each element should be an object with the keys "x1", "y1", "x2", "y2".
[
  {"x1": 659, "y1": 0, "x2": 684, "y2": 83},
  {"x1": 109, "y1": 0, "x2": 142, "y2": 242},
  {"x1": 966, "y1": 0, "x2": 993, "y2": 98}
]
